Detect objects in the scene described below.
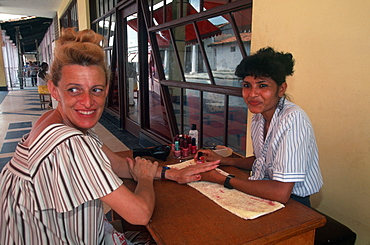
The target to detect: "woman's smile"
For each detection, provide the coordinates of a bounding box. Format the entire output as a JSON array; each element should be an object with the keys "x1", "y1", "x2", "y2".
[
  {"x1": 242, "y1": 76, "x2": 286, "y2": 122},
  {"x1": 49, "y1": 64, "x2": 108, "y2": 133}
]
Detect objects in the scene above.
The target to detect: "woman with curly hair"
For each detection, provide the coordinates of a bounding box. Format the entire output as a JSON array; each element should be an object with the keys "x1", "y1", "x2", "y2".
[{"x1": 196, "y1": 47, "x2": 323, "y2": 207}]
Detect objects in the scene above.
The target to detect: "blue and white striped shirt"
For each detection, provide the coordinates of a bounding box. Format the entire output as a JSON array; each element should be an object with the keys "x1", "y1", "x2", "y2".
[{"x1": 249, "y1": 98, "x2": 323, "y2": 197}]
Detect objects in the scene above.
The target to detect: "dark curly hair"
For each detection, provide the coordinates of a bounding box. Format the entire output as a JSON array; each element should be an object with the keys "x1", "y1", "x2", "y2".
[{"x1": 235, "y1": 47, "x2": 295, "y2": 86}]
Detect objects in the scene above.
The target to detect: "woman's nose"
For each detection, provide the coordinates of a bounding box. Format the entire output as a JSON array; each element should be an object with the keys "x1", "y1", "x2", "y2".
[
  {"x1": 80, "y1": 92, "x2": 93, "y2": 107},
  {"x1": 249, "y1": 86, "x2": 259, "y2": 97}
]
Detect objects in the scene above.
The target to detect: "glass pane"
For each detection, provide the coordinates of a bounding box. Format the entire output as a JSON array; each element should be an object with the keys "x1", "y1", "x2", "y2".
[
  {"x1": 196, "y1": 16, "x2": 241, "y2": 87},
  {"x1": 203, "y1": 0, "x2": 230, "y2": 10},
  {"x1": 203, "y1": 92, "x2": 225, "y2": 147},
  {"x1": 155, "y1": 29, "x2": 183, "y2": 81},
  {"x1": 232, "y1": 8, "x2": 252, "y2": 54},
  {"x1": 108, "y1": 59, "x2": 119, "y2": 112},
  {"x1": 97, "y1": 19, "x2": 104, "y2": 36},
  {"x1": 126, "y1": 15, "x2": 140, "y2": 123},
  {"x1": 109, "y1": 14, "x2": 116, "y2": 47},
  {"x1": 99, "y1": 0, "x2": 104, "y2": 16},
  {"x1": 228, "y1": 95, "x2": 247, "y2": 155},
  {"x1": 104, "y1": 0, "x2": 109, "y2": 14},
  {"x1": 71, "y1": 3, "x2": 78, "y2": 29},
  {"x1": 184, "y1": 89, "x2": 200, "y2": 133},
  {"x1": 149, "y1": 83, "x2": 172, "y2": 139},
  {"x1": 103, "y1": 17, "x2": 110, "y2": 41}
]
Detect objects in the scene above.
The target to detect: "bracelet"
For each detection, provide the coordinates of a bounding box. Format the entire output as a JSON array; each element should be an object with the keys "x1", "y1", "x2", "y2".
[
  {"x1": 224, "y1": 174, "x2": 235, "y2": 189},
  {"x1": 161, "y1": 166, "x2": 170, "y2": 180}
]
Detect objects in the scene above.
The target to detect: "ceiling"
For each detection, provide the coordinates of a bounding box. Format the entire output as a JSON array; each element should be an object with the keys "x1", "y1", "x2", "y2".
[{"x1": 0, "y1": 0, "x2": 63, "y2": 53}]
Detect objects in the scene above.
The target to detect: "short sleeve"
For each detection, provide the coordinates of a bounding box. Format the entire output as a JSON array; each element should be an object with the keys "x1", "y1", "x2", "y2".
[
  {"x1": 271, "y1": 111, "x2": 311, "y2": 182},
  {"x1": 34, "y1": 134, "x2": 123, "y2": 213}
]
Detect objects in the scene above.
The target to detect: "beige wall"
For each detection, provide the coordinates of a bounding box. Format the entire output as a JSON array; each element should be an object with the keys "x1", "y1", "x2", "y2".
[{"x1": 249, "y1": 1, "x2": 370, "y2": 244}]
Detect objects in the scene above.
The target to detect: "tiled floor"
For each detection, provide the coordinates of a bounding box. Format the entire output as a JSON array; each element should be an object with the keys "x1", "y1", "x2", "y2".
[{"x1": 0, "y1": 87, "x2": 140, "y2": 172}]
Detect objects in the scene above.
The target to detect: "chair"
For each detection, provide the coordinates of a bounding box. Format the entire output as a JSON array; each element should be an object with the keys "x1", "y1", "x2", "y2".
[
  {"x1": 39, "y1": 93, "x2": 52, "y2": 110},
  {"x1": 38, "y1": 85, "x2": 52, "y2": 110}
]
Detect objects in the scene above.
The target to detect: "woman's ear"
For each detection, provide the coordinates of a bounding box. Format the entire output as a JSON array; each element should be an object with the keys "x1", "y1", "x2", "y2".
[
  {"x1": 279, "y1": 82, "x2": 287, "y2": 97},
  {"x1": 47, "y1": 80, "x2": 59, "y2": 101}
]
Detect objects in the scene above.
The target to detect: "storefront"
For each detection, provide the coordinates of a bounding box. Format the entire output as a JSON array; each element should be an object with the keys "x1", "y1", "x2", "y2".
[{"x1": 91, "y1": 0, "x2": 252, "y2": 155}]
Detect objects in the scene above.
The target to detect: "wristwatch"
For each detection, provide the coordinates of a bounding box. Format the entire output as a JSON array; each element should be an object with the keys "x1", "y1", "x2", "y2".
[
  {"x1": 224, "y1": 174, "x2": 235, "y2": 189},
  {"x1": 161, "y1": 166, "x2": 170, "y2": 180}
]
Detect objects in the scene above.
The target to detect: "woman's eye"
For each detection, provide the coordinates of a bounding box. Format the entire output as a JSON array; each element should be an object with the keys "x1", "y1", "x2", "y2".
[
  {"x1": 259, "y1": 84, "x2": 268, "y2": 88},
  {"x1": 92, "y1": 88, "x2": 104, "y2": 94},
  {"x1": 67, "y1": 88, "x2": 81, "y2": 94},
  {"x1": 242, "y1": 83, "x2": 250, "y2": 88}
]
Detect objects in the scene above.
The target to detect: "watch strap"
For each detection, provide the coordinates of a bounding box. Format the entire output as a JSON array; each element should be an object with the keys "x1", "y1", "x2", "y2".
[
  {"x1": 224, "y1": 174, "x2": 235, "y2": 189},
  {"x1": 161, "y1": 166, "x2": 170, "y2": 180}
]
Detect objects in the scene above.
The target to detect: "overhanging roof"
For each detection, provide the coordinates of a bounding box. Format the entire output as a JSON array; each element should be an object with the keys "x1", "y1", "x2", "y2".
[{"x1": 1, "y1": 17, "x2": 53, "y2": 53}]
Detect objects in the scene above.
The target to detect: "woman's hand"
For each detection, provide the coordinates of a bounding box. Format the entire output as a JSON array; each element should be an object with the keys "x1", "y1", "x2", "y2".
[
  {"x1": 195, "y1": 149, "x2": 224, "y2": 163},
  {"x1": 126, "y1": 157, "x2": 158, "y2": 182},
  {"x1": 167, "y1": 160, "x2": 220, "y2": 184}
]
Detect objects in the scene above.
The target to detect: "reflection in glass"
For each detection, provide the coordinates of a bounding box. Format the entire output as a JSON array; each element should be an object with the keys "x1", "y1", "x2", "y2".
[
  {"x1": 126, "y1": 15, "x2": 139, "y2": 123},
  {"x1": 148, "y1": 81, "x2": 171, "y2": 139},
  {"x1": 149, "y1": 38, "x2": 172, "y2": 138},
  {"x1": 183, "y1": 89, "x2": 200, "y2": 133},
  {"x1": 203, "y1": 92, "x2": 225, "y2": 147},
  {"x1": 109, "y1": 14, "x2": 116, "y2": 47},
  {"x1": 183, "y1": 91, "x2": 247, "y2": 155},
  {"x1": 227, "y1": 96, "x2": 247, "y2": 155},
  {"x1": 108, "y1": 59, "x2": 119, "y2": 112}
]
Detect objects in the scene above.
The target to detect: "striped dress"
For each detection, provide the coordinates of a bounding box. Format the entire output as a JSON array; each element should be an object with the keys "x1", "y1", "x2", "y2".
[
  {"x1": 249, "y1": 98, "x2": 323, "y2": 197},
  {"x1": 0, "y1": 124, "x2": 124, "y2": 244}
]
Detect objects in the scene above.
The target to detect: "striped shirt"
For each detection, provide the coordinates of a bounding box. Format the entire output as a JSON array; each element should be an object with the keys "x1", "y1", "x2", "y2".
[
  {"x1": 0, "y1": 124, "x2": 124, "y2": 244},
  {"x1": 249, "y1": 98, "x2": 323, "y2": 197}
]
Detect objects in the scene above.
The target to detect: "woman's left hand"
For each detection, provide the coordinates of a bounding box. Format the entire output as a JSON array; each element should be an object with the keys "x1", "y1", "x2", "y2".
[
  {"x1": 127, "y1": 157, "x2": 158, "y2": 182},
  {"x1": 167, "y1": 160, "x2": 220, "y2": 184}
]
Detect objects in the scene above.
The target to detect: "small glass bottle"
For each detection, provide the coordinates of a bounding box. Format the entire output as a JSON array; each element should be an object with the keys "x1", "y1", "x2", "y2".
[{"x1": 188, "y1": 124, "x2": 198, "y2": 147}]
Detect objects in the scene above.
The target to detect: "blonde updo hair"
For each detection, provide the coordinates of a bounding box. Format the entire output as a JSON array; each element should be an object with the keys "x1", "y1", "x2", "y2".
[{"x1": 50, "y1": 28, "x2": 107, "y2": 86}]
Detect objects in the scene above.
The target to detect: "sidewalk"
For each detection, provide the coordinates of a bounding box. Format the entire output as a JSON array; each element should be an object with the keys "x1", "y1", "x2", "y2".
[{"x1": 0, "y1": 88, "x2": 130, "y2": 171}]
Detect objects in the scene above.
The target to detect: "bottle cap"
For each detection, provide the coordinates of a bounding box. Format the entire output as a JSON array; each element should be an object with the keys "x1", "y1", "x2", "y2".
[
  {"x1": 197, "y1": 151, "x2": 203, "y2": 160},
  {"x1": 191, "y1": 124, "x2": 197, "y2": 130}
]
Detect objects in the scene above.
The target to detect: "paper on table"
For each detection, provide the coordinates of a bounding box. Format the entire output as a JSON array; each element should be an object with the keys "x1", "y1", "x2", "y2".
[{"x1": 167, "y1": 160, "x2": 285, "y2": 220}]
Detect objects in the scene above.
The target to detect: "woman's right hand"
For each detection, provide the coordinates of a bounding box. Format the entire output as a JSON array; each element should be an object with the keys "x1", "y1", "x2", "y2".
[
  {"x1": 126, "y1": 157, "x2": 158, "y2": 182},
  {"x1": 195, "y1": 149, "x2": 224, "y2": 163}
]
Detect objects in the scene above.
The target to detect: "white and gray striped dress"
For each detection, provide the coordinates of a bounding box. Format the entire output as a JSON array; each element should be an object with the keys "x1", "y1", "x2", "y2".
[
  {"x1": 249, "y1": 98, "x2": 323, "y2": 197},
  {"x1": 0, "y1": 124, "x2": 124, "y2": 244}
]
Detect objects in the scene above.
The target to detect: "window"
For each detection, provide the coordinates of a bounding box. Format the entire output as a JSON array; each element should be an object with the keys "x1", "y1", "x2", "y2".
[
  {"x1": 60, "y1": 0, "x2": 78, "y2": 30},
  {"x1": 144, "y1": 0, "x2": 252, "y2": 155}
]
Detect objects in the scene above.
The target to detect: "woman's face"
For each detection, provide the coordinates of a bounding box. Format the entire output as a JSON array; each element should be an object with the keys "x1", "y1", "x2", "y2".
[
  {"x1": 49, "y1": 64, "x2": 108, "y2": 133},
  {"x1": 242, "y1": 76, "x2": 286, "y2": 122}
]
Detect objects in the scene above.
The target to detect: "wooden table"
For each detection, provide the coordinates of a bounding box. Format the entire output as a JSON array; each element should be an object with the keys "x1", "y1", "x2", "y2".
[{"x1": 116, "y1": 151, "x2": 326, "y2": 245}]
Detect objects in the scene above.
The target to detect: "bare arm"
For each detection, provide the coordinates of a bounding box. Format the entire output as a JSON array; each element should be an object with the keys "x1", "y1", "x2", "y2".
[
  {"x1": 200, "y1": 170, "x2": 294, "y2": 203},
  {"x1": 100, "y1": 157, "x2": 157, "y2": 225},
  {"x1": 101, "y1": 144, "x2": 132, "y2": 178},
  {"x1": 102, "y1": 144, "x2": 220, "y2": 183}
]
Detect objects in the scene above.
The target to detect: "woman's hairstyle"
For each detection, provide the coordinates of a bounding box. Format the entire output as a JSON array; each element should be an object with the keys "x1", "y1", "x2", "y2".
[
  {"x1": 235, "y1": 47, "x2": 295, "y2": 86},
  {"x1": 49, "y1": 28, "x2": 107, "y2": 85}
]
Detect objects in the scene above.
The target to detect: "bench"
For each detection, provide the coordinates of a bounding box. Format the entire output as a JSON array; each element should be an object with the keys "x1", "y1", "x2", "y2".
[{"x1": 314, "y1": 210, "x2": 357, "y2": 245}]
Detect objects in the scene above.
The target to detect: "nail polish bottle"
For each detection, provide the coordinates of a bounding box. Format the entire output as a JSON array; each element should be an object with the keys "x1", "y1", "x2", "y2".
[
  {"x1": 191, "y1": 138, "x2": 197, "y2": 154},
  {"x1": 182, "y1": 144, "x2": 189, "y2": 157},
  {"x1": 196, "y1": 152, "x2": 204, "y2": 163},
  {"x1": 173, "y1": 141, "x2": 181, "y2": 159}
]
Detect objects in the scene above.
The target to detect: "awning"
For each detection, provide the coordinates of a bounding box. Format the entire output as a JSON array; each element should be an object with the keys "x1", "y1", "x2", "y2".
[{"x1": 128, "y1": 2, "x2": 222, "y2": 47}]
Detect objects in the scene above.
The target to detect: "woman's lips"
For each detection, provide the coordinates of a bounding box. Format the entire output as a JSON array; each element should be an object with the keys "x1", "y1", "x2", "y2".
[
  {"x1": 248, "y1": 100, "x2": 261, "y2": 106},
  {"x1": 77, "y1": 110, "x2": 95, "y2": 115}
]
